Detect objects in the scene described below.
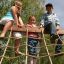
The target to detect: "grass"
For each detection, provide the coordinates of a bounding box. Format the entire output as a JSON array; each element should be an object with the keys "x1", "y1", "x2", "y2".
[{"x1": 0, "y1": 31, "x2": 64, "y2": 64}]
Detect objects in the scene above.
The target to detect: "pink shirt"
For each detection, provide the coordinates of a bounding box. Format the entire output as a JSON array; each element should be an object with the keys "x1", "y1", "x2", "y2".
[{"x1": 27, "y1": 23, "x2": 39, "y2": 38}]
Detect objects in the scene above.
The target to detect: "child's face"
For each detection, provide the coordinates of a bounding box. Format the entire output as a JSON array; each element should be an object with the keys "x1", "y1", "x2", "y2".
[
  {"x1": 46, "y1": 6, "x2": 53, "y2": 13},
  {"x1": 15, "y1": 3, "x2": 22, "y2": 11},
  {"x1": 29, "y1": 17, "x2": 36, "y2": 24}
]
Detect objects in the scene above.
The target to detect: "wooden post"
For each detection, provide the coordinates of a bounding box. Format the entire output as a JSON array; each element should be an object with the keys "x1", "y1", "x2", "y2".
[
  {"x1": 25, "y1": 28, "x2": 28, "y2": 64},
  {"x1": 0, "y1": 27, "x2": 12, "y2": 64},
  {"x1": 41, "y1": 30, "x2": 53, "y2": 64}
]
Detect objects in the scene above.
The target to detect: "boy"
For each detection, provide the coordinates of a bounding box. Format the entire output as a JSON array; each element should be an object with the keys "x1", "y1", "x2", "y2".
[{"x1": 40, "y1": 3, "x2": 63, "y2": 54}]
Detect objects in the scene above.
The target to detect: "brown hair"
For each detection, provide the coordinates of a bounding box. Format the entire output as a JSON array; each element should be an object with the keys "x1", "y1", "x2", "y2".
[
  {"x1": 45, "y1": 3, "x2": 53, "y2": 8},
  {"x1": 29, "y1": 16, "x2": 36, "y2": 21},
  {"x1": 28, "y1": 16, "x2": 36, "y2": 23}
]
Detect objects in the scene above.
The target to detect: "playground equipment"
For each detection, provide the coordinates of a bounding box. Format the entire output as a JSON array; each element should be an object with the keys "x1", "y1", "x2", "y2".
[{"x1": 0, "y1": 25, "x2": 64, "y2": 64}]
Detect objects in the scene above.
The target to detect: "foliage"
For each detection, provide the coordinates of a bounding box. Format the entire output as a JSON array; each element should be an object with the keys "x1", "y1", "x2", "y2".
[
  {"x1": 1, "y1": 0, "x2": 64, "y2": 64},
  {"x1": 0, "y1": 0, "x2": 44, "y2": 23}
]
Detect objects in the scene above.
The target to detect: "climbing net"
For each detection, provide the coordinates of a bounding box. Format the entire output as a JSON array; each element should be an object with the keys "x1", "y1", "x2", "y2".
[{"x1": 0, "y1": 26, "x2": 64, "y2": 64}]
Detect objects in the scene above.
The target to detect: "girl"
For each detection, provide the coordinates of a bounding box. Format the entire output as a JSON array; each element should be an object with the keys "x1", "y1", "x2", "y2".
[
  {"x1": 27, "y1": 16, "x2": 39, "y2": 64},
  {"x1": 0, "y1": 1, "x2": 24, "y2": 37}
]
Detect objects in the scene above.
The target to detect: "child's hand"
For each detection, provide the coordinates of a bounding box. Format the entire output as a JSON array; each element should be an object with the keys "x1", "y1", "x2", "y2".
[
  {"x1": 56, "y1": 25, "x2": 60, "y2": 31},
  {"x1": 18, "y1": 25, "x2": 23, "y2": 28},
  {"x1": 26, "y1": 24, "x2": 32, "y2": 28},
  {"x1": 17, "y1": 23, "x2": 22, "y2": 28}
]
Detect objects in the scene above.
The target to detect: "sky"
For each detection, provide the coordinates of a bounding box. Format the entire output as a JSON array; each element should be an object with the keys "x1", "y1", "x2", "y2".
[{"x1": 45, "y1": 0, "x2": 64, "y2": 28}]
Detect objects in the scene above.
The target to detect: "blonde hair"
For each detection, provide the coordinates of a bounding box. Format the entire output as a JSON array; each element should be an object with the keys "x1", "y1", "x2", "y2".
[{"x1": 15, "y1": 1, "x2": 22, "y2": 7}]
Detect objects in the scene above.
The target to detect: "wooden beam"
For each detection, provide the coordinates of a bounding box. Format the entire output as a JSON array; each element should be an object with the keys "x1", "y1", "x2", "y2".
[
  {"x1": 57, "y1": 29, "x2": 64, "y2": 34},
  {"x1": 10, "y1": 26, "x2": 64, "y2": 35},
  {"x1": 9, "y1": 26, "x2": 43, "y2": 33},
  {"x1": 0, "y1": 24, "x2": 64, "y2": 34}
]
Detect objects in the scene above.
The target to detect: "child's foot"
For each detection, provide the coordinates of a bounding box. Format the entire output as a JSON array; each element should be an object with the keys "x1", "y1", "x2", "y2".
[
  {"x1": 15, "y1": 50, "x2": 24, "y2": 56},
  {"x1": 0, "y1": 34, "x2": 5, "y2": 38},
  {"x1": 54, "y1": 51, "x2": 63, "y2": 57}
]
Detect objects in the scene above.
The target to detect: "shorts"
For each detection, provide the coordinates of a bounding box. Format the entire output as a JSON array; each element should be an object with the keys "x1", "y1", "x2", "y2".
[
  {"x1": 28, "y1": 38, "x2": 39, "y2": 55},
  {"x1": 13, "y1": 32, "x2": 22, "y2": 39},
  {"x1": 0, "y1": 16, "x2": 14, "y2": 25}
]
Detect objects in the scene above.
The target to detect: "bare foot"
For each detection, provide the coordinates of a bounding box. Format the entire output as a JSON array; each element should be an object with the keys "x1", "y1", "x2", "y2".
[{"x1": 0, "y1": 34, "x2": 5, "y2": 38}]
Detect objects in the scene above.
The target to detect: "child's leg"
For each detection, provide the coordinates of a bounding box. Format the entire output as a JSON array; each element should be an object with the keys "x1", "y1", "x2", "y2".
[
  {"x1": 28, "y1": 38, "x2": 38, "y2": 64},
  {"x1": 55, "y1": 35, "x2": 63, "y2": 53},
  {"x1": 50, "y1": 34, "x2": 56, "y2": 44},
  {"x1": 33, "y1": 57, "x2": 37, "y2": 64},
  {"x1": 0, "y1": 21, "x2": 13, "y2": 37},
  {"x1": 14, "y1": 39, "x2": 20, "y2": 55},
  {"x1": 28, "y1": 57, "x2": 33, "y2": 64},
  {"x1": 28, "y1": 57, "x2": 37, "y2": 64},
  {"x1": 13, "y1": 32, "x2": 22, "y2": 55},
  {"x1": 29, "y1": 57, "x2": 34, "y2": 64}
]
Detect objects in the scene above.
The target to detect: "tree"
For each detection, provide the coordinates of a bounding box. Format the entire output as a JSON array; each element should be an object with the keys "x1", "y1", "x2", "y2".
[
  {"x1": 0, "y1": 0, "x2": 45, "y2": 64},
  {"x1": 0, "y1": 0, "x2": 45, "y2": 23}
]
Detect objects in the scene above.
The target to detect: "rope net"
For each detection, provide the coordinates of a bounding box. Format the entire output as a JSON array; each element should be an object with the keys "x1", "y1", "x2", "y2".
[{"x1": 0, "y1": 27, "x2": 64, "y2": 64}]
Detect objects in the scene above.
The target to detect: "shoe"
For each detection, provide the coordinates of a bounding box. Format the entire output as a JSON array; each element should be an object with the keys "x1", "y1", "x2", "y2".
[{"x1": 54, "y1": 52, "x2": 64, "y2": 57}]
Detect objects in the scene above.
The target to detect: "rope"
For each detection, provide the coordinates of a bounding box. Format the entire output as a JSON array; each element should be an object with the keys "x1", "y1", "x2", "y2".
[
  {"x1": 1, "y1": 41, "x2": 64, "y2": 49},
  {"x1": 41, "y1": 30, "x2": 53, "y2": 64},
  {"x1": 0, "y1": 28, "x2": 64, "y2": 64},
  {"x1": 0, "y1": 27, "x2": 12, "y2": 64},
  {"x1": 25, "y1": 28, "x2": 28, "y2": 64},
  {"x1": 0, "y1": 49, "x2": 64, "y2": 60}
]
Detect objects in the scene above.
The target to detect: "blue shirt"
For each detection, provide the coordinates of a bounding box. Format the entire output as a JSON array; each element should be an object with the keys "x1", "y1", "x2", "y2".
[{"x1": 1, "y1": 9, "x2": 14, "y2": 21}]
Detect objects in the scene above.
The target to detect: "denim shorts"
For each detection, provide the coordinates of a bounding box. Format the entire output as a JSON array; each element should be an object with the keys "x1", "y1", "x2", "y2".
[{"x1": 28, "y1": 38, "x2": 39, "y2": 55}]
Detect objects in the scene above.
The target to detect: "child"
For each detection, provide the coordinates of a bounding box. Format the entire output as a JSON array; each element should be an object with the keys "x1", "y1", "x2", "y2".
[
  {"x1": 0, "y1": 1, "x2": 24, "y2": 37},
  {"x1": 27, "y1": 16, "x2": 40, "y2": 64},
  {"x1": 40, "y1": 3, "x2": 63, "y2": 54}
]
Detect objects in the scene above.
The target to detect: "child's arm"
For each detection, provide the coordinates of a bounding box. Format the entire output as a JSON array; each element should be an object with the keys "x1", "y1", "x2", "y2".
[
  {"x1": 40, "y1": 19, "x2": 44, "y2": 32},
  {"x1": 26, "y1": 24, "x2": 32, "y2": 28},
  {"x1": 11, "y1": 6, "x2": 20, "y2": 27},
  {"x1": 18, "y1": 16, "x2": 24, "y2": 27},
  {"x1": 54, "y1": 14, "x2": 60, "y2": 30}
]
